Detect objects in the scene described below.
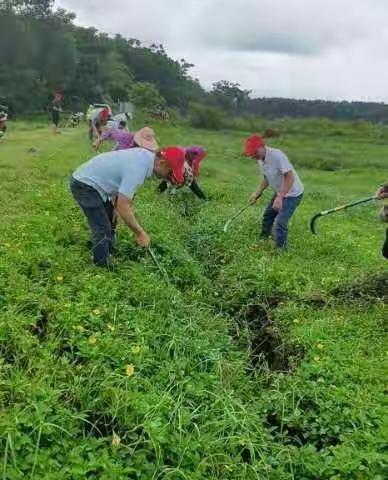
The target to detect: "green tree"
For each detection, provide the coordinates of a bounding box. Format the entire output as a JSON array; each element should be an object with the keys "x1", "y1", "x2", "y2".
[{"x1": 129, "y1": 82, "x2": 166, "y2": 110}]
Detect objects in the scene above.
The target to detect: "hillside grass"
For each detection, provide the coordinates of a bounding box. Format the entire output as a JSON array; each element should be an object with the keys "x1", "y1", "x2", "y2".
[{"x1": 0, "y1": 118, "x2": 387, "y2": 479}]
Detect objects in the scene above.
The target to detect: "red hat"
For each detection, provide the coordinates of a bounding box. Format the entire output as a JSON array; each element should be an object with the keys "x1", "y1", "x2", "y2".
[
  {"x1": 100, "y1": 107, "x2": 110, "y2": 122},
  {"x1": 160, "y1": 146, "x2": 185, "y2": 184},
  {"x1": 244, "y1": 134, "x2": 265, "y2": 157}
]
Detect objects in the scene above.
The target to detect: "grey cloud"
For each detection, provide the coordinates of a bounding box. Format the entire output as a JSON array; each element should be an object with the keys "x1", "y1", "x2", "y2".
[
  {"x1": 57, "y1": 0, "x2": 190, "y2": 45},
  {"x1": 55, "y1": 1, "x2": 388, "y2": 101},
  {"x1": 193, "y1": 0, "x2": 388, "y2": 55}
]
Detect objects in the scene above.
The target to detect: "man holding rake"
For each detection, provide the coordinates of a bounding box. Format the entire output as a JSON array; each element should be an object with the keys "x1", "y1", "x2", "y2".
[{"x1": 244, "y1": 134, "x2": 304, "y2": 249}]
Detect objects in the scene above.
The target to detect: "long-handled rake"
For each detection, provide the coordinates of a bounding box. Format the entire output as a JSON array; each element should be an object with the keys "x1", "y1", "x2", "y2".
[
  {"x1": 310, "y1": 196, "x2": 379, "y2": 234},
  {"x1": 223, "y1": 203, "x2": 253, "y2": 233}
]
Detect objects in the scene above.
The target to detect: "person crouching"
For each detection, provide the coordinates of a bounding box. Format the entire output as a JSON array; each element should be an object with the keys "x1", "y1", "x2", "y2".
[{"x1": 158, "y1": 146, "x2": 207, "y2": 199}]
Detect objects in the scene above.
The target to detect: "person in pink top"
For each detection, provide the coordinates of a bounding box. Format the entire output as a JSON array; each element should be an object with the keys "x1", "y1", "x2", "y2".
[{"x1": 94, "y1": 121, "x2": 135, "y2": 151}]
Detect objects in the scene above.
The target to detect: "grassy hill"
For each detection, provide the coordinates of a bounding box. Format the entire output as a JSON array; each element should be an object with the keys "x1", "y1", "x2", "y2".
[{"x1": 0, "y1": 118, "x2": 386, "y2": 479}]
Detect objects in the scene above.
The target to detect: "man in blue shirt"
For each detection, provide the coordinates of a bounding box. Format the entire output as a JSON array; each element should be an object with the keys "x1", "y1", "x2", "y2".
[{"x1": 70, "y1": 147, "x2": 185, "y2": 267}]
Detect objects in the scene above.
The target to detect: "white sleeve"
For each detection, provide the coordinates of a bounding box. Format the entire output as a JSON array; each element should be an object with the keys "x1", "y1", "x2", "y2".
[{"x1": 277, "y1": 152, "x2": 293, "y2": 174}]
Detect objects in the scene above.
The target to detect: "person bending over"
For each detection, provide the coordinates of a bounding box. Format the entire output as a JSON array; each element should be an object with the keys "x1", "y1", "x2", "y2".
[
  {"x1": 70, "y1": 146, "x2": 185, "y2": 268},
  {"x1": 158, "y1": 146, "x2": 207, "y2": 200}
]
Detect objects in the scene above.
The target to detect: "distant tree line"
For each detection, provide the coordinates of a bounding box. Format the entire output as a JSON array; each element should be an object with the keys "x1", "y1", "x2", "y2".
[
  {"x1": 1, "y1": 0, "x2": 388, "y2": 123},
  {"x1": 244, "y1": 97, "x2": 388, "y2": 123}
]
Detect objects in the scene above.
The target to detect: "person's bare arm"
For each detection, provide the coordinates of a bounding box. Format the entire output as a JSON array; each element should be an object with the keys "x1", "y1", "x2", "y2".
[
  {"x1": 116, "y1": 194, "x2": 150, "y2": 246},
  {"x1": 93, "y1": 138, "x2": 102, "y2": 150},
  {"x1": 92, "y1": 121, "x2": 100, "y2": 139},
  {"x1": 273, "y1": 171, "x2": 294, "y2": 211},
  {"x1": 250, "y1": 177, "x2": 269, "y2": 204}
]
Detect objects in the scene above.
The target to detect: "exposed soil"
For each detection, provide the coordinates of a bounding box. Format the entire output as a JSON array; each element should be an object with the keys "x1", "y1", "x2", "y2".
[
  {"x1": 236, "y1": 298, "x2": 304, "y2": 373},
  {"x1": 331, "y1": 272, "x2": 387, "y2": 303}
]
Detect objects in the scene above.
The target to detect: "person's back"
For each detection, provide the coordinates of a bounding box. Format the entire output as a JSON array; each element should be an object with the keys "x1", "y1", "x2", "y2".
[
  {"x1": 101, "y1": 128, "x2": 134, "y2": 150},
  {"x1": 73, "y1": 148, "x2": 154, "y2": 200}
]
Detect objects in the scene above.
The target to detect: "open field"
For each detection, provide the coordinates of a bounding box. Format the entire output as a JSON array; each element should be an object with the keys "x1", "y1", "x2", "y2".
[{"x1": 0, "y1": 119, "x2": 387, "y2": 479}]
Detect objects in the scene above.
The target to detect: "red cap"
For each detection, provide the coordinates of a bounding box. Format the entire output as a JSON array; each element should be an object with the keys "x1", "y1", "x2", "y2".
[
  {"x1": 244, "y1": 134, "x2": 265, "y2": 157},
  {"x1": 100, "y1": 107, "x2": 110, "y2": 122},
  {"x1": 160, "y1": 146, "x2": 185, "y2": 184}
]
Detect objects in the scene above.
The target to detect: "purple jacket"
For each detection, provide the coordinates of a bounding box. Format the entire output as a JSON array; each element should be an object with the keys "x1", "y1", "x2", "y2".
[{"x1": 101, "y1": 128, "x2": 135, "y2": 150}]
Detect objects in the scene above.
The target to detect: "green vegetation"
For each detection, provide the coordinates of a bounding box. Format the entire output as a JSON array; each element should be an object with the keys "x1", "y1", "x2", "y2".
[{"x1": 0, "y1": 118, "x2": 386, "y2": 479}]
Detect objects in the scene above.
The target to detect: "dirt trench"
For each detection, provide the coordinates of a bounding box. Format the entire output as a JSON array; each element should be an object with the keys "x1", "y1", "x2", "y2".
[{"x1": 234, "y1": 297, "x2": 304, "y2": 373}]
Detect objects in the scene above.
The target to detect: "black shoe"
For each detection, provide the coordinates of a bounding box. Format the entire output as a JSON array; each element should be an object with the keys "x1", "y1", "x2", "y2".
[
  {"x1": 383, "y1": 229, "x2": 388, "y2": 259},
  {"x1": 258, "y1": 233, "x2": 270, "y2": 242}
]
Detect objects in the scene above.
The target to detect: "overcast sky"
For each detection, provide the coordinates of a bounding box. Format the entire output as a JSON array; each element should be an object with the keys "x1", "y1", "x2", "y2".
[{"x1": 56, "y1": 0, "x2": 388, "y2": 102}]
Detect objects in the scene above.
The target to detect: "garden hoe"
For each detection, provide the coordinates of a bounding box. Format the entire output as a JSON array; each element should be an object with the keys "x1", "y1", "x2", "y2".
[
  {"x1": 223, "y1": 203, "x2": 253, "y2": 233},
  {"x1": 310, "y1": 195, "x2": 379, "y2": 234}
]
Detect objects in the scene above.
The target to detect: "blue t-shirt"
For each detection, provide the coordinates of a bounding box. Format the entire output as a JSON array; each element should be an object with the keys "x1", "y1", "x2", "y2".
[{"x1": 73, "y1": 148, "x2": 154, "y2": 201}]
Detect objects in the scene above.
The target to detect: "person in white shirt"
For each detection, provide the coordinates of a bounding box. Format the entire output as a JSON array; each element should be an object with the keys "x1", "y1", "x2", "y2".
[
  {"x1": 244, "y1": 134, "x2": 304, "y2": 249},
  {"x1": 70, "y1": 146, "x2": 185, "y2": 268}
]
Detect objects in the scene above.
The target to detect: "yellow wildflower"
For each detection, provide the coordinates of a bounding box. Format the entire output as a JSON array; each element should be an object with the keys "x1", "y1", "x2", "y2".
[
  {"x1": 131, "y1": 345, "x2": 141, "y2": 355},
  {"x1": 124, "y1": 364, "x2": 135, "y2": 377},
  {"x1": 88, "y1": 335, "x2": 97, "y2": 345},
  {"x1": 56, "y1": 275, "x2": 64, "y2": 282},
  {"x1": 112, "y1": 432, "x2": 121, "y2": 447}
]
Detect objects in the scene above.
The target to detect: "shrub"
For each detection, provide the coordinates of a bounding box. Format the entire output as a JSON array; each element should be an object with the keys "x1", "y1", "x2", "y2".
[{"x1": 189, "y1": 104, "x2": 227, "y2": 130}]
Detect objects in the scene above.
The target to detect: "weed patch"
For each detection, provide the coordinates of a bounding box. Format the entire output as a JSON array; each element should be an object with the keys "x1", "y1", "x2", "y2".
[
  {"x1": 83, "y1": 412, "x2": 126, "y2": 439},
  {"x1": 264, "y1": 411, "x2": 342, "y2": 450},
  {"x1": 30, "y1": 308, "x2": 50, "y2": 339},
  {"x1": 186, "y1": 231, "x2": 230, "y2": 279}
]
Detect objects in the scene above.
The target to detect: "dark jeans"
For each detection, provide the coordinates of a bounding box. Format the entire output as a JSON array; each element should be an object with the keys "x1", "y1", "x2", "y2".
[
  {"x1": 383, "y1": 228, "x2": 388, "y2": 259},
  {"x1": 70, "y1": 177, "x2": 116, "y2": 266},
  {"x1": 52, "y1": 110, "x2": 60, "y2": 127},
  {"x1": 261, "y1": 193, "x2": 303, "y2": 248}
]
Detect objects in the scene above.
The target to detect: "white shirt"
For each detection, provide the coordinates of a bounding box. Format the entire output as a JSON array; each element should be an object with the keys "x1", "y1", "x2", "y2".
[
  {"x1": 73, "y1": 148, "x2": 154, "y2": 201},
  {"x1": 257, "y1": 147, "x2": 304, "y2": 197},
  {"x1": 107, "y1": 113, "x2": 129, "y2": 130}
]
